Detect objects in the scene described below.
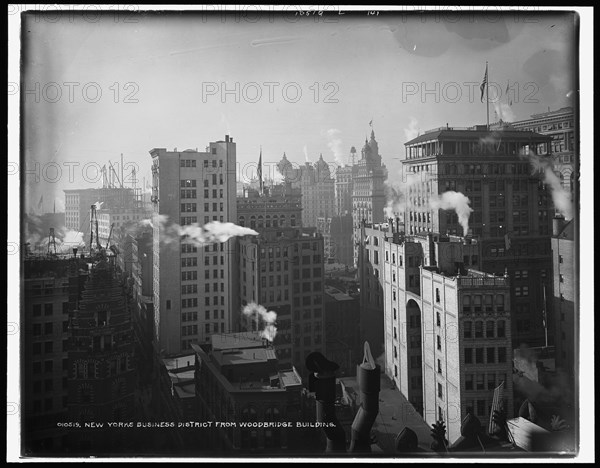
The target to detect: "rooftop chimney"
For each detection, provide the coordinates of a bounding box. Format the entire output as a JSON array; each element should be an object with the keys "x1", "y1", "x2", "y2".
[
  {"x1": 552, "y1": 216, "x2": 566, "y2": 236},
  {"x1": 225, "y1": 135, "x2": 229, "y2": 142}
]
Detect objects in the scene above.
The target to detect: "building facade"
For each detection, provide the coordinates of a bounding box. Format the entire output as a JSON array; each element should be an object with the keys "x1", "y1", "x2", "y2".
[
  {"x1": 150, "y1": 136, "x2": 238, "y2": 355},
  {"x1": 238, "y1": 227, "x2": 325, "y2": 378},
  {"x1": 64, "y1": 187, "x2": 137, "y2": 239}
]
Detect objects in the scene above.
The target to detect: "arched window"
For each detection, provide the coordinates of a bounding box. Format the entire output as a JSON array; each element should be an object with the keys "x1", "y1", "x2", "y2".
[{"x1": 239, "y1": 216, "x2": 245, "y2": 227}]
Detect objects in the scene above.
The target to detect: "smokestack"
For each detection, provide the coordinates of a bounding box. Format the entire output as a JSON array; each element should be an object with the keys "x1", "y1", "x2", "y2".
[
  {"x1": 552, "y1": 216, "x2": 566, "y2": 236},
  {"x1": 225, "y1": 135, "x2": 229, "y2": 142}
]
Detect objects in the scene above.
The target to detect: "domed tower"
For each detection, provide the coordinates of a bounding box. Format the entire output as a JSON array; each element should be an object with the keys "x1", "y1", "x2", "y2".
[{"x1": 277, "y1": 152, "x2": 294, "y2": 182}]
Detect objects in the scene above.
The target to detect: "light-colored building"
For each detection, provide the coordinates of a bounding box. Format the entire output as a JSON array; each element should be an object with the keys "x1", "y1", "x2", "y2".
[
  {"x1": 150, "y1": 136, "x2": 239, "y2": 356},
  {"x1": 363, "y1": 224, "x2": 514, "y2": 444},
  {"x1": 551, "y1": 217, "x2": 576, "y2": 379},
  {"x1": 64, "y1": 187, "x2": 137, "y2": 239},
  {"x1": 97, "y1": 207, "x2": 151, "y2": 245}
]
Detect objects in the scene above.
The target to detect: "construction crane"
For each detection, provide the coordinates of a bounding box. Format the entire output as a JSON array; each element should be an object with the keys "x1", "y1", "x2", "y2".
[
  {"x1": 105, "y1": 223, "x2": 115, "y2": 250},
  {"x1": 89, "y1": 204, "x2": 102, "y2": 253},
  {"x1": 47, "y1": 228, "x2": 57, "y2": 255}
]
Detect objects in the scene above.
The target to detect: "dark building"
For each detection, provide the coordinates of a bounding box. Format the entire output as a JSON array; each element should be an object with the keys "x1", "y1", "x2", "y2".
[
  {"x1": 192, "y1": 340, "x2": 304, "y2": 454},
  {"x1": 323, "y1": 285, "x2": 361, "y2": 377},
  {"x1": 401, "y1": 125, "x2": 554, "y2": 348},
  {"x1": 22, "y1": 254, "x2": 89, "y2": 454},
  {"x1": 67, "y1": 255, "x2": 136, "y2": 453}
]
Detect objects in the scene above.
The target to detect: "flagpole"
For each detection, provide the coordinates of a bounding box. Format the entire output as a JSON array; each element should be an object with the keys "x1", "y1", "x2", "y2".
[{"x1": 486, "y1": 61, "x2": 490, "y2": 130}]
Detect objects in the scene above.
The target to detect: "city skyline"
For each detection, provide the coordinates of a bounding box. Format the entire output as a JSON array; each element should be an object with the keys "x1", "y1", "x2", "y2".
[{"x1": 21, "y1": 10, "x2": 576, "y2": 213}]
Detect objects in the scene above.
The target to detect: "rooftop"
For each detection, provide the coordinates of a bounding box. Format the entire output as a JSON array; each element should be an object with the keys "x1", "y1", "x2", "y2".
[
  {"x1": 213, "y1": 347, "x2": 278, "y2": 367},
  {"x1": 324, "y1": 285, "x2": 354, "y2": 302},
  {"x1": 210, "y1": 331, "x2": 266, "y2": 351},
  {"x1": 405, "y1": 126, "x2": 551, "y2": 146}
]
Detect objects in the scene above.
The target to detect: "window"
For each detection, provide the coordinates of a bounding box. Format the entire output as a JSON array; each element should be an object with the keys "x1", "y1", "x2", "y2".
[
  {"x1": 463, "y1": 296, "x2": 471, "y2": 313},
  {"x1": 436, "y1": 312, "x2": 441, "y2": 327},
  {"x1": 497, "y1": 320, "x2": 506, "y2": 338},
  {"x1": 464, "y1": 321, "x2": 472, "y2": 339},
  {"x1": 437, "y1": 359, "x2": 442, "y2": 374},
  {"x1": 465, "y1": 348, "x2": 473, "y2": 364},
  {"x1": 437, "y1": 335, "x2": 442, "y2": 351},
  {"x1": 465, "y1": 374, "x2": 474, "y2": 390},
  {"x1": 487, "y1": 347, "x2": 495, "y2": 364},
  {"x1": 438, "y1": 383, "x2": 443, "y2": 400},
  {"x1": 475, "y1": 321, "x2": 483, "y2": 338},
  {"x1": 476, "y1": 374, "x2": 485, "y2": 390},
  {"x1": 498, "y1": 347, "x2": 507, "y2": 363},
  {"x1": 487, "y1": 374, "x2": 496, "y2": 390},
  {"x1": 475, "y1": 348, "x2": 484, "y2": 364}
]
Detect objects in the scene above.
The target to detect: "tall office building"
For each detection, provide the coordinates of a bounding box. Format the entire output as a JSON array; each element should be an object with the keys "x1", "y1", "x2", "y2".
[
  {"x1": 352, "y1": 130, "x2": 388, "y2": 267},
  {"x1": 150, "y1": 136, "x2": 238, "y2": 356},
  {"x1": 401, "y1": 125, "x2": 554, "y2": 348},
  {"x1": 238, "y1": 227, "x2": 325, "y2": 378}
]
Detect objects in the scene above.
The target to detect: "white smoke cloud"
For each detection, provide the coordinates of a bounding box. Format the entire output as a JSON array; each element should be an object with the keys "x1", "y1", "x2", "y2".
[
  {"x1": 148, "y1": 215, "x2": 258, "y2": 246},
  {"x1": 384, "y1": 170, "x2": 433, "y2": 220},
  {"x1": 93, "y1": 201, "x2": 104, "y2": 210},
  {"x1": 303, "y1": 145, "x2": 309, "y2": 163},
  {"x1": 325, "y1": 128, "x2": 344, "y2": 165},
  {"x1": 429, "y1": 191, "x2": 473, "y2": 236},
  {"x1": 523, "y1": 150, "x2": 573, "y2": 220},
  {"x1": 404, "y1": 116, "x2": 419, "y2": 142},
  {"x1": 493, "y1": 100, "x2": 516, "y2": 123},
  {"x1": 242, "y1": 302, "x2": 278, "y2": 342}
]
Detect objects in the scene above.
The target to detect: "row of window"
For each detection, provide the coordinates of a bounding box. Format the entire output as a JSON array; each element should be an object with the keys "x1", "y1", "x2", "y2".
[
  {"x1": 464, "y1": 346, "x2": 508, "y2": 364},
  {"x1": 463, "y1": 320, "x2": 506, "y2": 338},
  {"x1": 462, "y1": 295, "x2": 505, "y2": 313},
  {"x1": 180, "y1": 189, "x2": 225, "y2": 199},
  {"x1": 465, "y1": 372, "x2": 508, "y2": 391},
  {"x1": 32, "y1": 321, "x2": 69, "y2": 336}
]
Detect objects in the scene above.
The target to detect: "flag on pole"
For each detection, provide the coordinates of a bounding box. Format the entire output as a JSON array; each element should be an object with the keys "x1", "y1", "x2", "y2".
[
  {"x1": 369, "y1": 119, "x2": 373, "y2": 127},
  {"x1": 258, "y1": 147, "x2": 263, "y2": 195},
  {"x1": 480, "y1": 64, "x2": 488, "y2": 102},
  {"x1": 37, "y1": 195, "x2": 43, "y2": 210},
  {"x1": 489, "y1": 380, "x2": 505, "y2": 435}
]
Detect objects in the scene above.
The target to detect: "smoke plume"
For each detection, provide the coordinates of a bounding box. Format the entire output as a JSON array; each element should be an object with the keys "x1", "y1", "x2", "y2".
[
  {"x1": 325, "y1": 128, "x2": 344, "y2": 166},
  {"x1": 242, "y1": 302, "x2": 278, "y2": 342},
  {"x1": 404, "y1": 116, "x2": 419, "y2": 142},
  {"x1": 523, "y1": 150, "x2": 573, "y2": 220},
  {"x1": 429, "y1": 191, "x2": 473, "y2": 236},
  {"x1": 147, "y1": 216, "x2": 258, "y2": 246}
]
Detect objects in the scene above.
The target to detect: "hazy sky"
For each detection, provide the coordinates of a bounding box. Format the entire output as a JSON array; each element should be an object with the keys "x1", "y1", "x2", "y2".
[{"x1": 22, "y1": 9, "x2": 577, "y2": 213}]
